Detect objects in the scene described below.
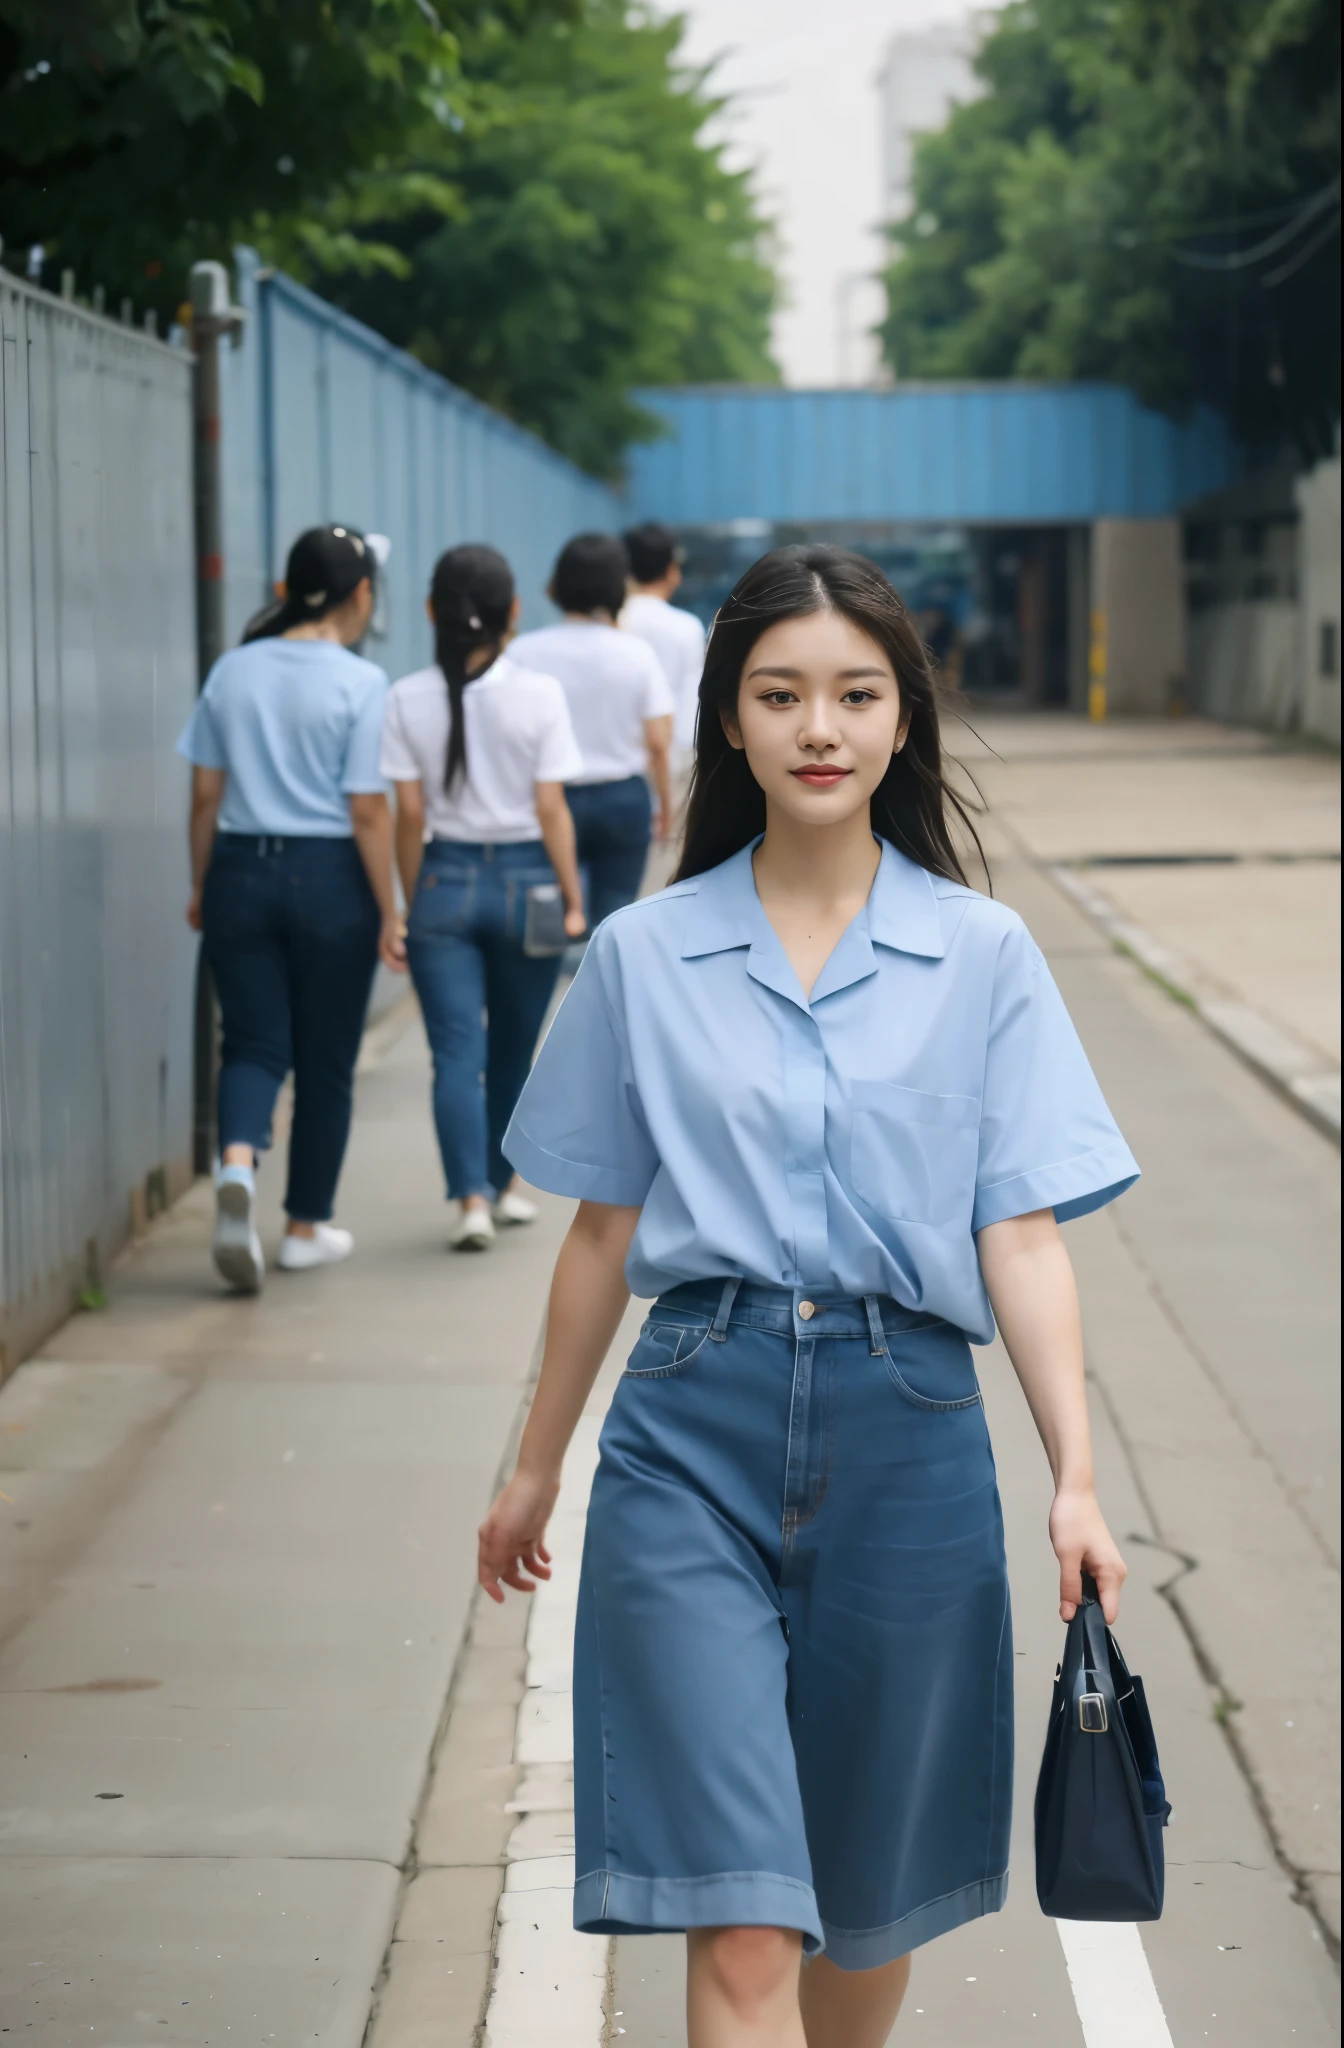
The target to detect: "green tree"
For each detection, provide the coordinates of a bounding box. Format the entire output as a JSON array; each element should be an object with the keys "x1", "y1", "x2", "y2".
[
  {"x1": 322, "y1": 3, "x2": 777, "y2": 476},
  {"x1": 880, "y1": 0, "x2": 1340, "y2": 454},
  {"x1": 0, "y1": 0, "x2": 538, "y2": 321}
]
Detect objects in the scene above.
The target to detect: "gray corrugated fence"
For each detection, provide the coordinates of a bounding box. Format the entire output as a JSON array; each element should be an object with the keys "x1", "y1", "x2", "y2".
[
  {"x1": 0, "y1": 274, "x2": 198, "y2": 1372},
  {"x1": 220, "y1": 249, "x2": 622, "y2": 679}
]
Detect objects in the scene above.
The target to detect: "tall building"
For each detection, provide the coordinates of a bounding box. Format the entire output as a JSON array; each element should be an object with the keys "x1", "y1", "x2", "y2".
[{"x1": 876, "y1": 22, "x2": 982, "y2": 231}]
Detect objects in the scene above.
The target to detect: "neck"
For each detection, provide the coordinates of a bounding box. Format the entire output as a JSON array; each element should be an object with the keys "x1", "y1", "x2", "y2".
[
  {"x1": 564, "y1": 609, "x2": 614, "y2": 627},
  {"x1": 466, "y1": 634, "x2": 508, "y2": 678},
  {"x1": 633, "y1": 578, "x2": 677, "y2": 603},
  {"x1": 752, "y1": 805, "x2": 880, "y2": 906},
  {"x1": 283, "y1": 620, "x2": 346, "y2": 644}
]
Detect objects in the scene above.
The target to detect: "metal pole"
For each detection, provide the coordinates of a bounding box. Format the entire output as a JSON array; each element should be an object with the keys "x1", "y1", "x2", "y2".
[
  {"x1": 191, "y1": 261, "x2": 229, "y2": 691},
  {"x1": 188, "y1": 260, "x2": 243, "y2": 1173}
]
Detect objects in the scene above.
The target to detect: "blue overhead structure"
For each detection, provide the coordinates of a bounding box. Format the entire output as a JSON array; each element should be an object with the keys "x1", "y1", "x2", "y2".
[{"x1": 624, "y1": 383, "x2": 1239, "y2": 526}]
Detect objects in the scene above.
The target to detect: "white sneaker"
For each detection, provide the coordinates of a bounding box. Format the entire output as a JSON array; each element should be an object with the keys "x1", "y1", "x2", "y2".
[
  {"x1": 213, "y1": 1167, "x2": 264, "y2": 1293},
  {"x1": 276, "y1": 1223, "x2": 355, "y2": 1271},
  {"x1": 493, "y1": 1189, "x2": 538, "y2": 1226},
  {"x1": 452, "y1": 1205, "x2": 496, "y2": 1251}
]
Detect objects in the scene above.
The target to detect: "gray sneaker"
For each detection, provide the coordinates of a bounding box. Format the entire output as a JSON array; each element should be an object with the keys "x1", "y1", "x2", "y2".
[{"x1": 213, "y1": 1168, "x2": 265, "y2": 1293}]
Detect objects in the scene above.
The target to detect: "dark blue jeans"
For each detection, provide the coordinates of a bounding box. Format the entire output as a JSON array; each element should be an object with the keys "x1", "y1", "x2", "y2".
[
  {"x1": 565, "y1": 776, "x2": 652, "y2": 931},
  {"x1": 406, "y1": 839, "x2": 564, "y2": 1201},
  {"x1": 202, "y1": 834, "x2": 380, "y2": 1222}
]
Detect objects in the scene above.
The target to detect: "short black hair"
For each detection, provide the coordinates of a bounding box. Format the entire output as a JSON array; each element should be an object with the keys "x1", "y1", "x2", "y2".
[
  {"x1": 623, "y1": 521, "x2": 679, "y2": 585},
  {"x1": 552, "y1": 532, "x2": 629, "y2": 618}
]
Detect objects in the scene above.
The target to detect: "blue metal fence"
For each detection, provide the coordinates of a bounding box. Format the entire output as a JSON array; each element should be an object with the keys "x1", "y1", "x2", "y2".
[
  {"x1": 624, "y1": 383, "x2": 1239, "y2": 528},
  {"x1": 220, "y1": 250, "x2": 621, "y2": 683},
  {"x1": 0, "y1": 274, "x2": 198, "y2": 1370}
]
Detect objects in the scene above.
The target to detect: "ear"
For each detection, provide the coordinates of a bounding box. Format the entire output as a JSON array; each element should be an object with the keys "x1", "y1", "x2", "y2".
[
  {"x1": 509, "y1": 595, "x2": 523, "y2": 626},
  {"x1": 894, "y1": 703, "x2": 912, "y2": 755},
  {"x1": 425, "y1": 596, "x2": 435, "y2": 624},
  {"x1": 720, "y1": 702, "x2": 745, "y2": 752}
]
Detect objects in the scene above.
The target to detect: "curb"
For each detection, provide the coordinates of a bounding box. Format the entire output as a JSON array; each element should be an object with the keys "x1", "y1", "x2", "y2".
[{"x1": 1049, "y1": 866, "x2": 1341, "y2": 1147}]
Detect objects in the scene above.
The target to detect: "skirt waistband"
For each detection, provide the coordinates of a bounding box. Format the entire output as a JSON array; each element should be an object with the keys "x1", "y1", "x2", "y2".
[{"x1": 654, "y1": 1278, "x2": 947, "y2": 1349}]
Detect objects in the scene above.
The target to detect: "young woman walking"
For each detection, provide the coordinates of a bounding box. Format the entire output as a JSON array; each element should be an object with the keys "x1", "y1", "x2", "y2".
[
  {"x1": 512, "y1": 532, "x2": 675, "y2": 930},
  {"x1": 381, "y1": 546, "x2": 587, "y2": 1251},
  {"x1": 478, "y1": 546, "x2": 1138, "y2": 2046},
  {"x1": 181, "y1": 524, "x2": 405, "y2": 1294}
]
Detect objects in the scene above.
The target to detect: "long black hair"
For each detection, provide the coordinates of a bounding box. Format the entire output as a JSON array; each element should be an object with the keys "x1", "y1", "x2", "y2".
[
  {"x1": 241, "y1": 524, "x2": 378, "y2": 642},
  {"x1": 430, "y1": 545, "x2": 515, "y2": 790},
  {"x1": 674, "y1": 545, "x2": 985, "y2": 887}
]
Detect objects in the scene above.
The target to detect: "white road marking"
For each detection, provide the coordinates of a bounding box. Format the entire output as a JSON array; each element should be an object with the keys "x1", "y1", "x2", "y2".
[
  {"x1": 483, "y1": 1416, "x2": 607, "y2": 2048},
  {"x1": 1056, "y1": 1920, "x2": 1175, "y2": 2048}
]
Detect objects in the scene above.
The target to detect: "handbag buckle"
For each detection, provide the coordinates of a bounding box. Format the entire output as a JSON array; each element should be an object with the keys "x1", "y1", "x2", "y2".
[{"x1": 1079, "y1": 1691, "x2": 1108, "y2": 1734}]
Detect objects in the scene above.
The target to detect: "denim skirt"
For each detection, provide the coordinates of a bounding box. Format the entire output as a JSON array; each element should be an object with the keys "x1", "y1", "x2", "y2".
[{"x1": 573, "y1": 1279, "x2": 1013, "y2": 1969}]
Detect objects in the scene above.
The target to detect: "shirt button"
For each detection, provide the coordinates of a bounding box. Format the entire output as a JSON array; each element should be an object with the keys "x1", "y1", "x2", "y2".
[{"x1": 797, "y1": 1300, "x2": 816, "y2": 1321}]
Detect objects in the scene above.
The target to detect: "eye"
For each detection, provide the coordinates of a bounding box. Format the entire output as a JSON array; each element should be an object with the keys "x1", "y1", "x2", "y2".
[
  {"x1": 841, "y1": 687, "x2": 879, "y2": 704},
  {"x1": 760, "y1": 688, "x2": 797, "y2": 706}
]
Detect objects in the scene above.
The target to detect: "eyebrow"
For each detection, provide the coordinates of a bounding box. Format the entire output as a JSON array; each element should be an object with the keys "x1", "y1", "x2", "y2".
[{"x1": 745, "y1": 664, "x2": 892, "y2": 681}]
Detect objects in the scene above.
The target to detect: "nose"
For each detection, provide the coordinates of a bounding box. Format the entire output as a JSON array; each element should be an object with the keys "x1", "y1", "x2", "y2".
[{"x1": 797, "y1": 692, "x2": 841, "y2": 753}]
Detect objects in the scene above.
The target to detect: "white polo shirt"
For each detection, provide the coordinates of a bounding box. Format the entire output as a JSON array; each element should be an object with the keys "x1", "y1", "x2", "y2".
[
  {"x1": 620, "y1": 593, "x2": 706, "y2": 754},
  {"x1": 510, "y1": 620, "x2": 674, "y2": 785},
  {"x1": 380, "y1": 654, "x2": 583, "y2": 843}
]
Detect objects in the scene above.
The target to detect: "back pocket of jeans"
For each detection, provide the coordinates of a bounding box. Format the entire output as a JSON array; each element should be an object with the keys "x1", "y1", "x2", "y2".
[
  {"x1": 411, "y1": 867, "x2": 475, "y2": 938},
  {"x1": 848, "y1": 1080, "x2": 979, "y2": 1227}
]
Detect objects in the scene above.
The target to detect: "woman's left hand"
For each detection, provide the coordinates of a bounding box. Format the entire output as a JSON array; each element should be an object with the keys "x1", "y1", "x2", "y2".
[
  {"x1": 1049, "y1": 1484, "x2": 1127, "y2": 1624},
  {"x1": 563, "y1": 905, "x2": 587, "y2": 940},
  {"x1": 379, "y1": 916, "x2": 409, "y2": 972}
]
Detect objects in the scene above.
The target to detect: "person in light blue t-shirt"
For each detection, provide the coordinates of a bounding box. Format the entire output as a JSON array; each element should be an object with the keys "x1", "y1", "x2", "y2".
[
  {"x1": 178, "y1": 524, "x2": 405, "y2": 1295},
  {"x1": 477, "y1": 546, "x2": 1138, "y2": 2045}
]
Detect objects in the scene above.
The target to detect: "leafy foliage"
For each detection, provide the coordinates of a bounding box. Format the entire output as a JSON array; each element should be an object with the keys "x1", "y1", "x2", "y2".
[
  {"x1": 0, "y1": 0, "x2": 774, "y2": 471},
  {"x1": 880, "y1": 0, "x2": 1341, "y2": 453},
  {"x1": 0, "y1": 0, "x2": 475, "y2": 312},
  {"x1": 322, "y1": 4, "x2": 777, "y2": 475}
]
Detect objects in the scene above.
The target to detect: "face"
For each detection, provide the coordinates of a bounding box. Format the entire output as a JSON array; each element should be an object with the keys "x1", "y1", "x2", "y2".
[{"x1": 722, "y1": 608, "x2": 908, "y2": 828}]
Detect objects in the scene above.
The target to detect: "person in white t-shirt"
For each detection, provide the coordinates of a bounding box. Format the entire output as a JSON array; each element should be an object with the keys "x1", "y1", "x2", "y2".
[
  {"x1": 381, "y1": 545, "x2": 586, "y2": 1252},
  {"x1": 511, "y1": 533, "x2": 674, "y2": 932},
  {"x1": 620, "y1": 520, "x2": 706, "y2": 766}
]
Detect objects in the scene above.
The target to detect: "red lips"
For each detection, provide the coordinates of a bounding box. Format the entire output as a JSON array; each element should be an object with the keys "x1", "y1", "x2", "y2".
[{"x1": 790, "y1": 767, "x2": 852, "y2": 786}]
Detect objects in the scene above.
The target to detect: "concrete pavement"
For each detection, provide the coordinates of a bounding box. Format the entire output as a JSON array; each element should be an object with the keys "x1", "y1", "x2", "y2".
[
  {"x1": 956, "y1": 714, "x2": 1341, "y2": 1136},
  {"x1": 0, "y1": 1010, "x2": 570, "y2": 2042},
  {"x1": 0, "y1": 712, "x2": 1338, "y2": 2045}
]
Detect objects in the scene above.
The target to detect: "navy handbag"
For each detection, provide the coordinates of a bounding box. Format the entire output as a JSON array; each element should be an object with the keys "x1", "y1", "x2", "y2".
[{"x1": 1034, "y1": 1573, "x2": 1171, "y2": 1920}]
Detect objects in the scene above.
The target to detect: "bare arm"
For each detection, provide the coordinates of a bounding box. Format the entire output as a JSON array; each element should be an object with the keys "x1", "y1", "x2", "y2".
[
  {"x1": 643, "y1": 713, "x2": 674, "y2": 841},
  {"x1": 533, "y1": 781, "x2": 587, "y2": 940},
  {"x1": 392, "y1": 778, "x2": 427, "y2": 908},
  {"x1": 348, "y1": 790, "x2": 407, "y2": 973},
  {"x1": 978, "y1": 1207, "x2": 1127, "y2": 1622},
  {"x1": 477, "y1": 1200, "x2": 639, "y2": 1601},
  {"x1": 187, "y1": 766, "x2": 227, "y2": 928}
]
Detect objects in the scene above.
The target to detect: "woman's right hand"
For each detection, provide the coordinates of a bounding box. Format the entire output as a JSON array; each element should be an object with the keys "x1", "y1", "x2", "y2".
[
  {"x1": 478, "y1": 1466, "x2": 561, "y2": 1603},
  {"x1": 563, "y1": 904, "x2": 587, "y2": 941},
  {"x1": 186, "y1": 889, "x2": 203, "y2": 932},
  {"x1": 379, "y1": 915, "x2": 409, "y2": 972}
]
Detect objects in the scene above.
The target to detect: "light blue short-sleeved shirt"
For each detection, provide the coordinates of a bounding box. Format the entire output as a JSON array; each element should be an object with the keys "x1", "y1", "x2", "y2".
[
  {"x1": 504, "y1": 840, "x2": 1138, "y2": 1342},
  {"x1": 177, "y1": 639, "x2": 389, "y2": 836}
]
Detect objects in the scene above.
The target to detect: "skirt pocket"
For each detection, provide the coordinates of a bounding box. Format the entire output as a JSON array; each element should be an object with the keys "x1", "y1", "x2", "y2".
[{"x1": 623, "y1": 1315, "x2": 713, "y2": 1379}]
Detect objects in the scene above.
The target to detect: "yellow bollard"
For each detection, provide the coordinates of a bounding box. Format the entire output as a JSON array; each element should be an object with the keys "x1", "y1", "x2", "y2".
[{"x1": 1088, "y1": 609, "x2": 1107, "y2": 722}]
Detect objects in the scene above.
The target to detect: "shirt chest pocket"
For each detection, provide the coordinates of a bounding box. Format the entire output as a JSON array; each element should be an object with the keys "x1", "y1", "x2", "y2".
[{"x1": 847, "y1": 1080, "x2": 980, "y2": 1227}]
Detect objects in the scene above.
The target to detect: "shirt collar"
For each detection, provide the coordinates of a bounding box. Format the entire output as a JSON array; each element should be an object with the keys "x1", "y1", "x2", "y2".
[{"x1": 679, "y1": 838, "x2": 947, "y2": 992}]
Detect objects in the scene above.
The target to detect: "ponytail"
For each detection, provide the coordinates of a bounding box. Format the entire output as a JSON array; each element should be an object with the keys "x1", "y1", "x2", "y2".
[{"x1": 429, "y1": 545, "x2": 516, "y2": 790}]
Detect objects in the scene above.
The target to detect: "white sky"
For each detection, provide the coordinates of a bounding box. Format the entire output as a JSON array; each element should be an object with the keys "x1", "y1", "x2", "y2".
[{"x1": 653, "y1": 0, "x2": 979, "y2": 387}]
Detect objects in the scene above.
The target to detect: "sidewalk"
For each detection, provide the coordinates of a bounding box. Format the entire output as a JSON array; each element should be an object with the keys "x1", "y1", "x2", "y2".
[
  {"x1": 952, "y1": 714, "x2": 1341, "y2": 1135},
  {"x1": 0, "y1": 1009, "x2": 569, "y2": 2041}
]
